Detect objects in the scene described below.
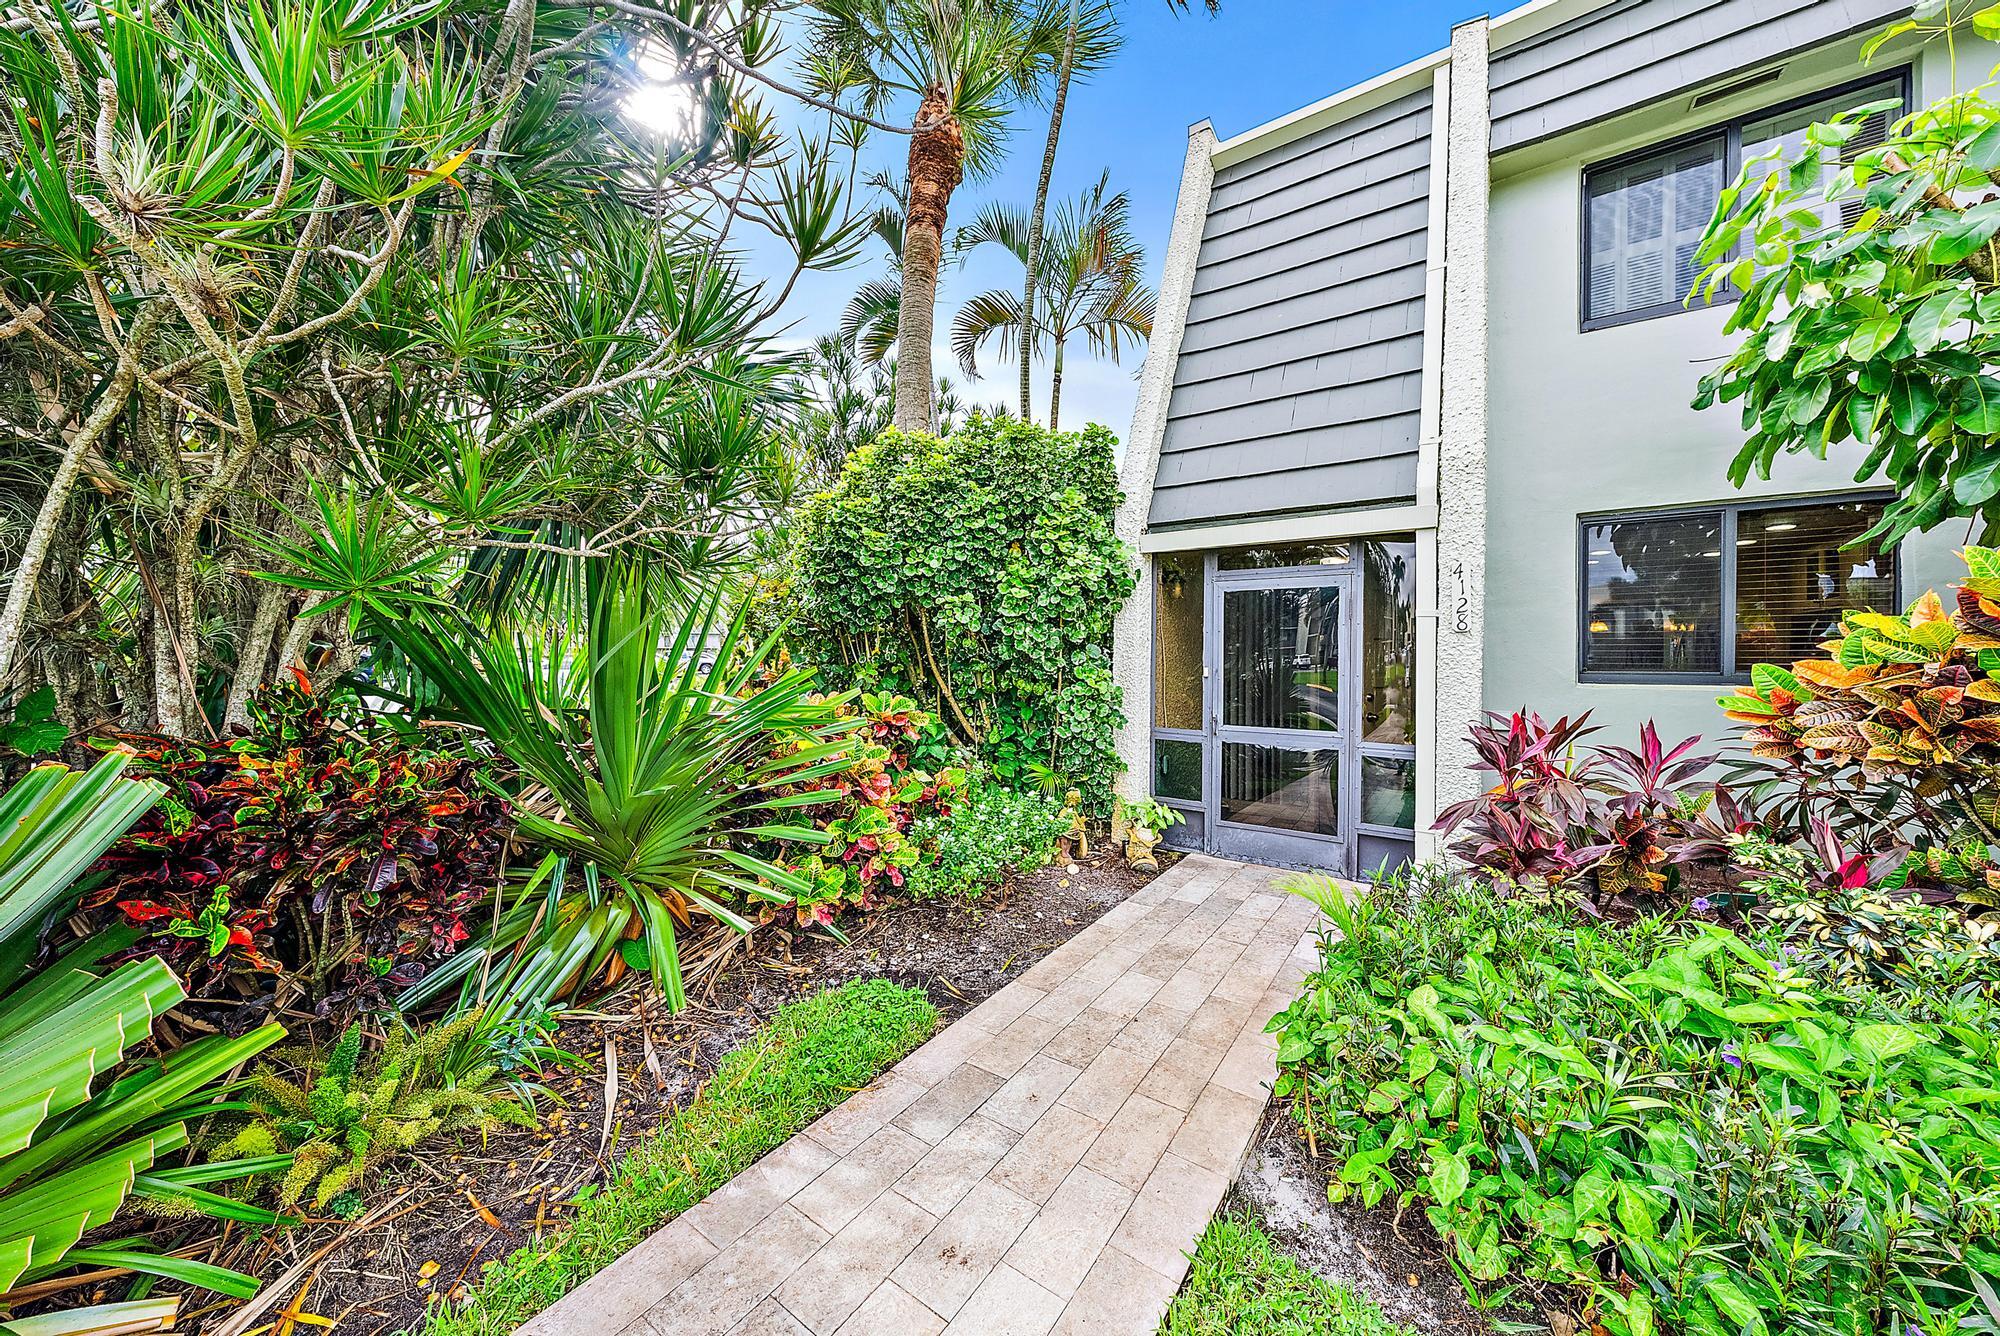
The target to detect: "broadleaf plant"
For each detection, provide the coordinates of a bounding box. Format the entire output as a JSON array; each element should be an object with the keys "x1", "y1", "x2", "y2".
[{"x1": 1691, "y1": 3, "x2": 2000, "y2": 545}]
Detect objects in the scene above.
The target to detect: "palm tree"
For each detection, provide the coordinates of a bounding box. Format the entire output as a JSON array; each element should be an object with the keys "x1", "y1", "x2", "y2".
[
  {"x1": 1013, "y1": 0, "x2": 1120, "y2": 420},
  {"x1": 790, "y1": 335, "x2": 986, "y2": 489},
  {"x1": 1011, "y1": 0, "x2": 1214, "y2": 420},
  {"x1": 806, "y1": 0, "x2": 1065, "y2": 435},
  {"x1": 952, "y1": 173, "x2": 1155, "y2": 429}
]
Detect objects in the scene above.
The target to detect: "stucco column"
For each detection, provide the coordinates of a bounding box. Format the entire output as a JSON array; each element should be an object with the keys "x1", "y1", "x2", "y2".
[
  {"x1": 1111, "y1": 119, "x2": 1217, "y2": 810},
  {"x1": 1434, "y1": 17, "x2": 1490, "y2": 819}
]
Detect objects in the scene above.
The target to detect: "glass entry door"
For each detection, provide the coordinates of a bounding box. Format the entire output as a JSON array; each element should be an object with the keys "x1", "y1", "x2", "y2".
[{"x1": 1206, "y1": 567, "x2": 1356, "y2": 870}]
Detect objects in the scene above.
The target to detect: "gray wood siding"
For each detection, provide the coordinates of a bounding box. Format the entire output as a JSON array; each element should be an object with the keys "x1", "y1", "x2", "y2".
[
  {"x1": 1150, "y1": 87, "x2": 1431, "y2": 530},
  {"x1": 1489, "y1": 0, "x2": 1909, "y2": 154}
]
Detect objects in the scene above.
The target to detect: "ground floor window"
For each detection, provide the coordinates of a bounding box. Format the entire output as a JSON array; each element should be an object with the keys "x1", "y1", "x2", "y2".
[{"x1": 1579, "y1": 495, "x2": 1897, "y2": 682}]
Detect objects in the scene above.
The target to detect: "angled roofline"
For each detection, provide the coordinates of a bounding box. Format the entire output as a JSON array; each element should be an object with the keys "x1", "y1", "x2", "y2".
[
  {"x1": 1208, "y1": 0, "x2": 1618, "y2": 168},
  {"x1": 1210, "y1": 45, "x2": 1448, "y2": 168}
]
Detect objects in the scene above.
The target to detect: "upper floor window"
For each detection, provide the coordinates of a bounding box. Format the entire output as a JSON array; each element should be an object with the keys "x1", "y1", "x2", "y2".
[
  {"x1": 1581, "y1": 74, "x2": 1906, "y2": 330},
  {"x1": 1579, "y1": 496, "x2": 1898, "y2": 682}
]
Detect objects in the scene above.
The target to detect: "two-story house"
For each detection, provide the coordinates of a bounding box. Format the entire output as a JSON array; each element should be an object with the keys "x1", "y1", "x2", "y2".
[{"x1": 1112, "y1": 0, "x2": 1971, "y2": 874}]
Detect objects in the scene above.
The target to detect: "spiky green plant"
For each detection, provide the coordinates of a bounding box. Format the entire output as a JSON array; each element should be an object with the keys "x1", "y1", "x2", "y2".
[
  {"x1": 376, "y1": 560, "x2": 858, "y2": 1010},
  {"x1": 216, "y1": 1012, "x2": 532, "y2": 1216}
]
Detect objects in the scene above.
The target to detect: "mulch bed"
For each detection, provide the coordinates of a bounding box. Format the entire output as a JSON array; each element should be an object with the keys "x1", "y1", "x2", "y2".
[
  {"x1": 1230, "y1": 1106, "x2": 1551, "y2": 1336},
  {"x1": 222, "y1": 844, "x2": 1168, "y2": 1336}
]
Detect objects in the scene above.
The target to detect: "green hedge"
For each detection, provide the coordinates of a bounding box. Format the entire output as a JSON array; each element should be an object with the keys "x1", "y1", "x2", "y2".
[
  {"x1": 422, "y1": 979, "x2": 937, "y2": 1336},
  {"x1": 788, "y1": 417, "x2": 1133, "y2": 809},
  {"x1": 1271, "y1": 871, "x2": 2000, "y2": 1336},
  {"x1": 905, "y1": 780, "x2": 1071, "y2": 901}
]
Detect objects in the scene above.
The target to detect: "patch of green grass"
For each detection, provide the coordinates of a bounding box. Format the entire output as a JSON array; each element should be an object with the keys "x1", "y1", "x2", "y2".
[
  {"x1": 1160, "y1": 1212, "x2": 1420, "y2": 1336},
  {"x1": 420, "y1": 978, "x2": 938, "y2": 1336}
]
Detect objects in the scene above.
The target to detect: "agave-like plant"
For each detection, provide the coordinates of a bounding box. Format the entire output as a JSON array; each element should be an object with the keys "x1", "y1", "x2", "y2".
[
  {"x1": 377, "y1": 559, "x2": 856, "y2": 1010},
  {"x1": 0, "y1": 755, "x2": 288, "y2": 1335}
]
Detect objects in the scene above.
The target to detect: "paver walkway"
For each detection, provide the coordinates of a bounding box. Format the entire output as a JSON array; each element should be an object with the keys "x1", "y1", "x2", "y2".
[{"x1": 521, "y1": 854, "x2": 1322, "y2": 1336}]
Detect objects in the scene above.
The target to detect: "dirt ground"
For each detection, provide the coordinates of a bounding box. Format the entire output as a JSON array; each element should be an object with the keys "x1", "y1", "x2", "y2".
[
  {"x1": 215, "y1": 845, "x2": 1167, "y2": 1336},
  {"x1": 1232, "y1": 1107, "x2": 1553, "y2": 1336}
]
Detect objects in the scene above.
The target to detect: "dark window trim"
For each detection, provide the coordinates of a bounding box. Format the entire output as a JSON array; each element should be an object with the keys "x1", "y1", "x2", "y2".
[
  {"x1": 1578, "y1": 66, "x2": 1912, "y2": 334},
  {"x1": 1576, "y1": 490, "x2": 1901, "y2": 686},
  {"x1": 1151, "y1": 732, "x2": 1204, "y2": 806}
]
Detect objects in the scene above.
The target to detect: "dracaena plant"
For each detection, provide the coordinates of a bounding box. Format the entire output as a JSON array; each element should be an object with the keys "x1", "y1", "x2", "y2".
[
  {"x1": 1434, "y1": 710, "x2": 1607, "y2": 884},
  {"x1": 1437, "y1": 712, "x2": 1727, "y2": 900},
  {"x1": 1571, "y1": 724, "x2": 1720, "y2": 898}
]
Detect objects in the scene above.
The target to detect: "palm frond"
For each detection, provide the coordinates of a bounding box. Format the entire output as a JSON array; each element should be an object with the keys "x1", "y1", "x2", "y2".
[
  {"x1": 951, "y1": 287, "x2": 1029, "y2": 379},
  {"x1": 841, "y1": 276, "x2": 903, "y2": 363}
]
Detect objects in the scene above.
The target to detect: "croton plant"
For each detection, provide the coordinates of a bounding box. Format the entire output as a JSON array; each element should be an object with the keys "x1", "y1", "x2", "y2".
[
  {"x1": 778, "y1": 693, "x2": 967, "y2": 927},
  {"x1": 1720, "y1": 545, "x2": 2000, "y2": 855},
  {"x1": 86, "y1": 673, "x2": 508, "y2": 1014}
]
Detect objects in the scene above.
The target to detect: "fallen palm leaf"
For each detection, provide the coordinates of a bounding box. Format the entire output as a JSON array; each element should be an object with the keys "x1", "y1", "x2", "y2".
[
  {"x1": 597, "y1": 1037, "x2": 618, "y2": 1162},
  {"x1": 465, "y1": 1187, "x2": 507, "y2": 1233}
]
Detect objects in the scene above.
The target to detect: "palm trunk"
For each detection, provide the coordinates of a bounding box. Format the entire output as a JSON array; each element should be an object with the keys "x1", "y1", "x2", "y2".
[
  {"x1": 0, "y1": 356, "x2": 141, "y2": 687},
  {"x1": 892, "y1": 84, "x2": 964, "y2": 435},
  {"x1": 1050, "y1": 337, "x2": 1066, "y2": 431},
  {"x1": 1019, "y1": 0, "x2": 1082, "y2": 422}
]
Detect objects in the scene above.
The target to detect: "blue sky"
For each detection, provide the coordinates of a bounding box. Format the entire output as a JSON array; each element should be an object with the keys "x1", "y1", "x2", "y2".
[{"x1": 756, "y1": 0, "x2": 1478, "y2": 439}]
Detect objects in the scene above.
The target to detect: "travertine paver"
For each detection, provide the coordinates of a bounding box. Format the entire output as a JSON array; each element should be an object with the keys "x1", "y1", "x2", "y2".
[{"x1": 519, "y1": 855, "x2": 1322, "y2": 1336}]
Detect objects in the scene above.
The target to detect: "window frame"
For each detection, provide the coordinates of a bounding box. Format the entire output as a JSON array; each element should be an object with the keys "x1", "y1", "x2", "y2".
[
  {"x1": 1575, "y1": 491, "x2": 1901, "y2": 686},
  {"x1": 1150, "y1": 552, "x2": 1207, "y2": 821},
  {"x1": 1578, "y1": 67, "x2": 1912, "y2": 333}
]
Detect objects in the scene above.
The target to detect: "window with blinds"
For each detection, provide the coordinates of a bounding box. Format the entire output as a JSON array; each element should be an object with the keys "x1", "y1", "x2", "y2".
[
  {"x1": 1740, "y1": 80, "x2": 1901, "y2": 235},
  {"x1": 1733, "y1": 500, "x2": 1897, "y2": 669},
  {"x1": 1582, "y1": 73, "x2": 1908, "y2": 329},
  {"x1": 1581, "y1": 497, "x2": 1898, "y2": 680},
  {"x1": 1586, "y1": 137, "x2": 1724, "y2": 324}
]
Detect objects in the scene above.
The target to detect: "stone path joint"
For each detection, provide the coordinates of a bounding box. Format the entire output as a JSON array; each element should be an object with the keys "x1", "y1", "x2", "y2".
[{"x1": 519, "y1": 854, "x2": 1323, "y2": 1336}]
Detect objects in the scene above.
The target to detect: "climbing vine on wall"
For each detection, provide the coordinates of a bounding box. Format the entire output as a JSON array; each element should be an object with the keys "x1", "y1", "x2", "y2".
[{"x1": 789, "y1": 416, "x2": 1134, "y2": 809}]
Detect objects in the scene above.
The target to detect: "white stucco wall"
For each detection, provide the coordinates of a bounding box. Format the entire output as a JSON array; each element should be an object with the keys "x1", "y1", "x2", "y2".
[
  {"x1": 1481, "y1": 33, "x2": 1975, "y2": 750},
  {"x1": 1111, "y1": 122, "x2": 1217, "y2": 809},
  {"x1": 1434, "y1": 18, "x2": 1491, "y2": 816}
]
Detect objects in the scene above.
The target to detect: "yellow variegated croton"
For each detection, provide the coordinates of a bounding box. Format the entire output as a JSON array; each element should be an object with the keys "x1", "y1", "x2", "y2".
[{"x1": 1720, "y1": 547, "x2": 2000, "y2": 844}]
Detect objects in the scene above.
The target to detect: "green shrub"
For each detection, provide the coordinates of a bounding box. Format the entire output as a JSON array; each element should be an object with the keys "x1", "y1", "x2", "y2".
[
  {"x1": 1270, "y1": 868, "x2": 2000, "y2": 1336},
  {"x1": 1733, "y1": 831, "x2": 2000, "y2": 999},
  {"x1": 905, "y1": 779, "x2": 1071, "y2": 900},
  {"x1": 779, "y1": 693, "x2": 968, "y2": 925},
  {"x1": 423, "y1": 978, "x2": 937, "y2": 1336},
  {"x1": 788, "y1": 417, "x2": 1133, "y2": 809},
  {"x1": 1160, "y1": 1212, "x2": 1419, "y2": 1336},
  {"x1": 88, "y1": 675, "x2": 508, "y2": 1014}
]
